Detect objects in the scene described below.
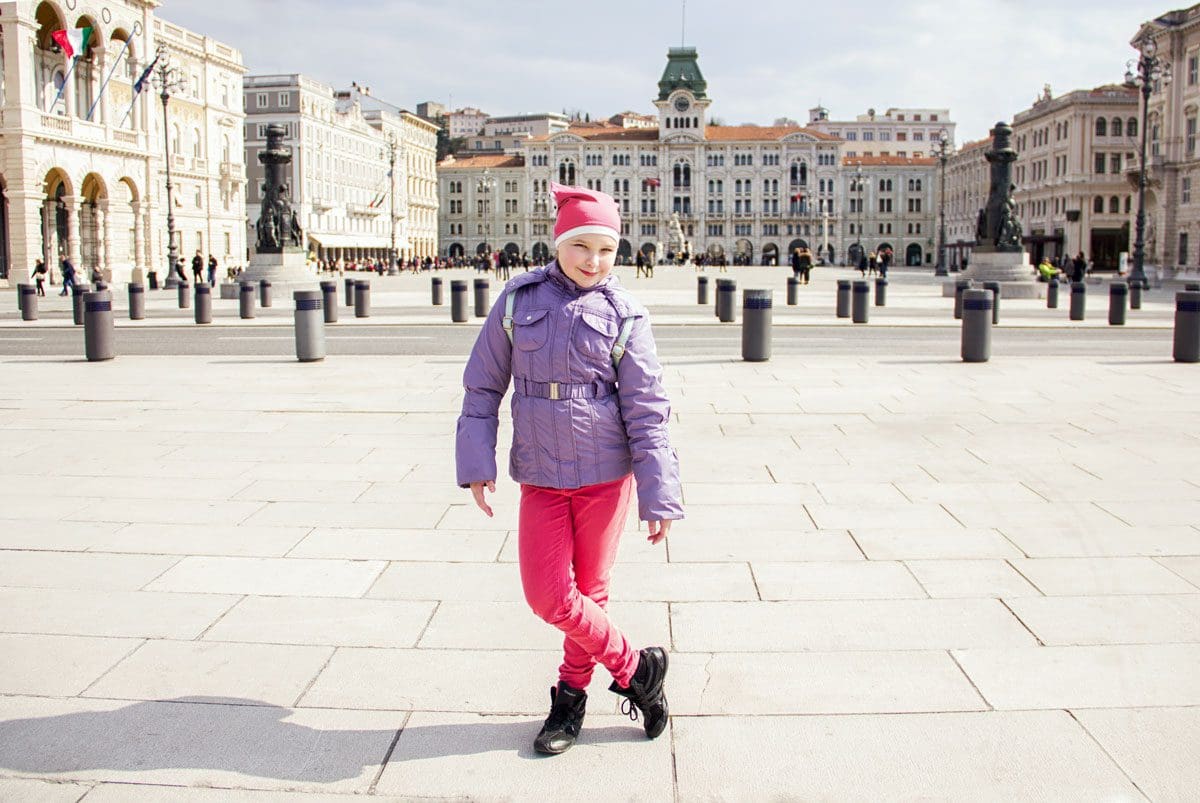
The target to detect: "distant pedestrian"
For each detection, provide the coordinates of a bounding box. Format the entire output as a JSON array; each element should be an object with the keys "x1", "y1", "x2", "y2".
[
  {"x1": 192, "y1": 251, "x2": 204, "y2": 284},
  {"x1": 1071, "y1": 252, "x2": 1087, "y2": 283},
  {"x1": 798, "y1": 248, "x2": 812, "y2": 284},
  {"x1": 59, "y1": 258, "x2": 76, "y2": 296},
  {"x1": 207, "y1": 254, "x2": 218, "y2": 287},
  {"x1": 33, "y1": 259, "x2": 48, "y2": 296}
]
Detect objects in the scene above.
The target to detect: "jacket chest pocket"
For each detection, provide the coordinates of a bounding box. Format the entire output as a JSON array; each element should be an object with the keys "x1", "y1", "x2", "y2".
[
  {"x1": 513, "y1": 308, "x2": 550, "y2": 351},
  {"x1": 575, "y1": 311, "x2": 618, "y2": 370}
]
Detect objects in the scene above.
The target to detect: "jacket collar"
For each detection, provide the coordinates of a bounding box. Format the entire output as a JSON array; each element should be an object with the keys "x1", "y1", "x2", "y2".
[{"x1": 547, "y1": 259, "x2": 616, "y2": 296}]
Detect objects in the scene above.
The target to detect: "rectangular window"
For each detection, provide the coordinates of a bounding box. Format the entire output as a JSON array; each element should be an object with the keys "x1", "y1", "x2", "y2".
[
  {"x1": 896, "y1": 132, "x2": 907, "y2": 141},
  {"x1": 278, "y1": 92, "x2": 290, "y2": 107},
  {"x1": 863, "y1": 131, "x2": 875, "y2": 141},
  {"x1": 1190, "y1": 55, "x2": 1198, "y2": 85},
  {"x1": 1188, "y1": 118, "x2": 1197, "y2": 156},
  {"x1": 1183, "y1": 176, "x2": 1192, "y2": 204},
  {"x1": 913, "y1": 132, "x2": 924, "y2": 141},
  {"x1": 1180, "y1": 232, "x2": 1189, "y2": 264},
  {"x1": 1111, "y1": 154, "x2": 1122, "y2": 173},
  {"x1": 1095, "y1": 153, "x2": 1106, "y2": 174},
  {"x1": 846, "y1": 132, "x2": 857, "y2": 141},
  {"x1": 256, "y1": 93, "x2": 268, "y2": 108}
]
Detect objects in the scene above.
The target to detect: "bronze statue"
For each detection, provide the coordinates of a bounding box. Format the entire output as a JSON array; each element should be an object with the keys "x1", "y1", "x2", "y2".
[
  {"x1": 254, "y1": 124, "x2": 303, "y2": 253},
  {"x1": 974, "y1": 122, "x2": 1024, "y2": 253}
]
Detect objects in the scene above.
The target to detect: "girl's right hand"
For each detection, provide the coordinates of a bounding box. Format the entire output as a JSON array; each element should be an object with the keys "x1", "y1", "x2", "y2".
[{"x1": 470, "y1": 480, "x2": 495, "y2": 518}]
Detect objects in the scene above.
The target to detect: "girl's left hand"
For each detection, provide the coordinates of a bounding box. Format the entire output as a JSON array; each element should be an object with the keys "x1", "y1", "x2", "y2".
[{"x1": 647, "y1": 519, "x2": 672, "y2": 545}]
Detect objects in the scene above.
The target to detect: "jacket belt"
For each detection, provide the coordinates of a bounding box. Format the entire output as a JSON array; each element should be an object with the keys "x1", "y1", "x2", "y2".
[{"x1": 512, "y1": 377, "x2": 617, "y2": 400}]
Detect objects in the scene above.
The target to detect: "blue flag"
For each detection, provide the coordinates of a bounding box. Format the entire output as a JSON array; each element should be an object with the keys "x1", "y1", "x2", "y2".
[{"x1": 133, "y1": 55, "x2": 158, "y2": 96}]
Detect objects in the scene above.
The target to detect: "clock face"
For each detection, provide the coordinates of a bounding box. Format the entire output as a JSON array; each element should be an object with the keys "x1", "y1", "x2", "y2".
[{"x1": 673, "y1": 96, "x2": 690, "y2": 113}]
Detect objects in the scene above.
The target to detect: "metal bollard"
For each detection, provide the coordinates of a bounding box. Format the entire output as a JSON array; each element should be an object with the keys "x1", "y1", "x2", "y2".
[
  {"x1": 852, "y1": 280, "x2": 870, "y2": 323},
  {"x1": 983, "y1": 281, "x2": 1001, "y2": 325},
  {"x1": 72, "y1": 283, "x2": 87, "y2": 325},
  {"x1": 19, "y1": 284, "x2": 37, "y2": 321},
  {"x1": 961, "y1": 288, "x2": 993, "y2": 363},
  {"x1": 836, "y1": 280, "x2": 851, "y2": 318},
  {"x1": 239, "y1": 281, "x2": 256, "y2": 319},
  {"x1": 875, "y1": 277, "x2": 888, "y2": 307},
  {"x1": 1047, "y1": 279, "x2": 1059, "y2": 309},
  {"x1": 344, "y1": 277, "x2": 355, "y2": 307},
  {"x1": 1174, "y1": 290, "x2": 1200, "y2": 363},
  {"x1": 194, "y1": 283, "x2": 212, "y2": 324},
  {"x1": 320, "y1": 281, "x2": 338, "y2": 323},
  {"x1": 716, "y1": 278, "x2": 737, "y2": 323},
  {"x1": 741, "y1": 289, "x2": 772, "y2": 362},
  {"x1": 786, "y1": 276, "x2": 799, "y2": 306},
  {"x1": 953, "y1": 279, "x2": 971, "y2": 320},
  {"x1": 294, "y1": 290, "x2": 326, "y2": 362},
  {"x1": 128, "y1": 283, "x2": 145, "y2": 320},
  {"x1": 697, "y1": 275, "x2": 709, "y2": 305},
  {"x1": 451, "y1": 279, "x2": 469, "y2": 322},
  {"x1": 431, "y1": 276, "x2": 444, "y2": 306},
  {"x1": 354, "y1": 279, "x2": 371, "y2": 318},
  {"x1": 177, "y1": 281, "x2": 191, "y2": 309},
  {"x1": 1108, "y1": 282, "x2": 1128, "y2": 326},
  {"x1": 94, "y1": 281, "x2": 108, "y2": 292},
  {"x1": 1187, "y1": 283, "x2": 1200, "y2": 292},
  {"x1": 83, "y1": 290, "x2": 114, "y2": 361},
  {"x1": 1130, "y1": 282, "x2": 1142, "y2": 310},
  {"x1": 473, "y1": 278, "x2": 490, "y2": 318},
  {"x1": 15, "y1": 284, "x2": 24, "y2": 312},
  {"x1": 259, "y1": 279, "x2": 272, "y2": 308},
  {"x1": 1069, "y1": 282, "x2": 1086, "y2": 321}
]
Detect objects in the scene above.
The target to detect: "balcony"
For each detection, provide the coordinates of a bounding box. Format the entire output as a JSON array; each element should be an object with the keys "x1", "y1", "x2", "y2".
[
  {"x1": 192, "y1": 157, "x2": 208, "y2": 173},
  {"x1": 219, "y1": 161, "x2": 246, "y2": 182},
  {"x1": 346, "y1": 202, "x2": 382, "y2": 217}
]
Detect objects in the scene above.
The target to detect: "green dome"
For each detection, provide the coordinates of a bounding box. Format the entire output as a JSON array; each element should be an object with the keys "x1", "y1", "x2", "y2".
[{"x1": 657, "y1": 47, "x2": 708, "y2": 101}]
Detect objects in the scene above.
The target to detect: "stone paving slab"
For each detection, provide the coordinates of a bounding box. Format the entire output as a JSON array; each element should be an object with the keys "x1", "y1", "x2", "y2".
[
  {"x1": 1072, "y1": 707, "x2": 1200, "y2": 803},
  {"x1": 202, "y1": 596, "x2": 436, "y2": 649},
  {"x1": 145, "y1": 556, "x2": 387, "y2": 598},
  {"x1": 0, "y1": 634, "x2": 142, "y2": 697},
  {"x1": 904, "y1": 558, "x2": 1043, "y2": 598},
  {"x1": 0, "y1": 587, "x2": 238, "y2": 639}
]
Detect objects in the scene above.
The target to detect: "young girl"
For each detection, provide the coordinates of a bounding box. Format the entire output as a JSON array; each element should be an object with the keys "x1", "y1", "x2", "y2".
[{"x1": 456, "y1": 182, "x2": 683, "y2": 755}]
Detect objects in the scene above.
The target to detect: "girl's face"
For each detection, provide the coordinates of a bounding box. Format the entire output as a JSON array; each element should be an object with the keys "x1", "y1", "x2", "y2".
[{"x1": 557, "y1": 233, "x2": 618, "y2": 288}]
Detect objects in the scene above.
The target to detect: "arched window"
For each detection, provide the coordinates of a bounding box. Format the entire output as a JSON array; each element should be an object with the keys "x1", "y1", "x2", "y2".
[
  {"x1": 693, "y1": 117, "x2": 699, "y2": 128},
  {"x1": 614, "y1": 179, "x2": 620, "y2": 194},
  {"x1": 915, "y1": 179, "x2": 922, "y2": 191},
  {"x1": 879, "y1": 179, "x2": 886, "y2": 192},
  {"x1": 674, "y1": 164, "x2": 682, "y2": 187},
  {"x1": 1094, "y1": 195, "x2": 1104, "y2": 214},
  {"x1": 1110, "y1": 196, "x2": 1120, "y2": 214},
  {"x1": 1127, "y1": 117, "x2": 1138, "y2": 138},
  {"x1": 1096, "y1": 118, "x2": 1107, "y2": 137},
  {"x1": 1112, "y1": 118, "x2": 1123, "y2": 137},
  {"x1": 623, "y1": 179, "x2": 629, "y2": 193},
  {"x1": 665, "y1": 118, "x2": 671, "y2": 129}
]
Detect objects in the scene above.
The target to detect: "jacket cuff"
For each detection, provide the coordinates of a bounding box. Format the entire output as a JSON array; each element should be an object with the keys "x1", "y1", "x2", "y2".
[
  {"x1": 632, "y1": 447, "x2": 684, "y2": 522},
  {"x1": 455, "y1": 415, "x2": 498, "y2": 488}
]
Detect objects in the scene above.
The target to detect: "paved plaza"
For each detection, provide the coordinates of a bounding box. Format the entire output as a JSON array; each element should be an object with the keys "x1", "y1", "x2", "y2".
[{"x1": 1, "y1": 267, "x2": 1199, "y2": 800}]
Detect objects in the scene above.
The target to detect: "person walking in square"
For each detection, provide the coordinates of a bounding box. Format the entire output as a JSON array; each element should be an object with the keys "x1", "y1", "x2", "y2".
[
  {"x1": 207, "y1": 254, "x2": 218, "y2": 287},
  {"x1": 191, "y1": 251, "x2": 204, "y2": 284},
  {"x1": 457, "y1": 182, "x2": 683, "y2": 756},
  {"x1": 59, "y1": 257, "x2": 76, "y2": 296},
  {"x1": 32, "y1": 259, "x2": 48, "y2": 295}
]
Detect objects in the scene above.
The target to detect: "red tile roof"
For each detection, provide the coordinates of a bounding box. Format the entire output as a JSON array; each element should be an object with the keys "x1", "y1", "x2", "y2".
[
  {"x1": 841, "y1": 155, "x2": 937, "y2": 167},
  {"x1": 527, "y1": 124, "x2": 840, "y2": 144},
  {"x1": 438, "y1": 154, "x2": 525, "y2": 169}
]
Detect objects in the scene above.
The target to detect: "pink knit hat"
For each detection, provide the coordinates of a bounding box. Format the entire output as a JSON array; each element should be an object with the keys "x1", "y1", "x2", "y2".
[{"x1": 552, "y1": 182, "x2": 621, "y2": 247}]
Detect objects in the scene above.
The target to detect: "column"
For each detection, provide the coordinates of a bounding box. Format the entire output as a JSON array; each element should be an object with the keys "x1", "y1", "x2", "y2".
[
  {"x1": 8, "y1": 190, "x2": 50, "y2": 285},
  {"x1": 130, "y1": 201, "x2": 144, "y2": 280},
  {"x1": 95, "y1": 200, "x2": 110, "y2": 278},
  {"x1": 2, "y1": 19, "x2": 39, "y2": 111},
  {"x1": 141, "y1": 202, "x2": 155, "y2": 276},
  {"x1": 61, "y1": 195, "x2": 82, "y2": 267},
  {"x1": 41, "y1": 199, "x2": 56, "y2": 270}
]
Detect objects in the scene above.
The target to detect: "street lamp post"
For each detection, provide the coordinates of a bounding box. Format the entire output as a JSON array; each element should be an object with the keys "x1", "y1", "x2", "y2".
[
  {"x1": 476, "y1": 168, "x2": 496, "y2": 261},
  {"x1": 1125, "y1": 37, "x2": 1172, "y2": 288},
  {"x1": 383, "y1": 134, "x2": 398, "y2": 274},
  {"x1": 933, "y1": 129, "x2": 951, "y2": 276},
  {"x1": 853, "y1": 163, "x2": 864, "y2": 266},
  {"x1": 153, "y1": 46, "x2": 187, "y2": 289}
]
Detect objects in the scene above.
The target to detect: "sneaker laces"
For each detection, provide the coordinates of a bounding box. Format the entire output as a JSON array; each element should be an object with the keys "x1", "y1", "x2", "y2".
[{"x1": 619, "y1": 697, "x2": 639, "y2": 723}]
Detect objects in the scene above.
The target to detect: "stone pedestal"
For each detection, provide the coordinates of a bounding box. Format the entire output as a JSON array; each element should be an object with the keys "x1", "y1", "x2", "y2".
[
  {"x1": 239, "y1": 248, "x2": 317, "y2": 290},
  {"x1": 942, "y1": 250, "x2": 1043, "y2": 299}
]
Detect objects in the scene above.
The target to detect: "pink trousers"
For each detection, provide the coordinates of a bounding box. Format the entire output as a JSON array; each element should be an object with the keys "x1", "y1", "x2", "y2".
[{"x1": 519, "y1": 473, "x2": 638, "y2": 690}]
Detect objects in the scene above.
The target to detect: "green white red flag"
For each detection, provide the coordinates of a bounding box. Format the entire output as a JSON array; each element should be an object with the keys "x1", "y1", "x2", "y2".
[{"x1": 52, "y1": 27, "x2": 93, "y2": 60}]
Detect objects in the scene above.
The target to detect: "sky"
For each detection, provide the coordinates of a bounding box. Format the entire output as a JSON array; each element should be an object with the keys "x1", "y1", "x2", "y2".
[{"x1": 161, "y1": 0, "x2": 1172, "y2": 145}]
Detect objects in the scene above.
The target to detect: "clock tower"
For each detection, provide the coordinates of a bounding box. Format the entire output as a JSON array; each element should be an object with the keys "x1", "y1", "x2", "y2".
[{"x1": 654, "y1": 47, "x2": 711, "y2": 141}]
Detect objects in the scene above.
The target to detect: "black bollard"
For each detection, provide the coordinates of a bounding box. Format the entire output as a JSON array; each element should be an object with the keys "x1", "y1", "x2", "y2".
[
  {"x1": 1187, "y1": 283, "x2": 1200, "y2": 292},
  {"x1": 716, "y1": 278, "x2": 737, "y2": 323},
  {"x1": 177, "y1": 281, "x2": 191, "y2": 309},
  {"x1": 473, "y1": 278, "x2": 490, "y2": 318},
  {"x1": 320, "y1": 280, "x2": 338, "y2": 323},
  {"x1": 836, "y1": 280, "x2": 851, "y2": 318},
  {"x1": 697, "y1": 275, "x2": 709, "y2": 305},
  {"x1": 294, "y1": 290, "x2": 326, "y2": 362},
  {"x1": 128, "y1": 283, "x2": 145, "y2": 320},
  {"x1": 354, "y1": 279, "x2": 371, "y2": 318},
  {"x1": 194, "y1": 283, "x2": 212, "y2": 324},
  {"x1": 450, "y1": 279, "x2": 468, "y2": 322},
  {"x1": 1047, "y1": 279, "x2": 1059, "y2": 309},
  {"x1": 741, "y1": 289, "x2": 772, "y2": 362},
  {"x1": 961, "y1": 289, "x2": 992, "y2": 363},
  {"x1": 83, "y1": 290, "x2": 114, "y2": 361},
  {"x1": 19, "y1": 284, "x2": 37, "y2": 321},
  {"x1": 1174, "y1": 291, "x2": 1200, "y2": 362},
  {"x1": 1108, "y1": 282, "x2": 1128, "y2": 326},
  {"x1": 344, "y1": 276, "x2": 354, "y2": 307},
  {"x1": 71, "y1": 282, "x2": 87, "y2": 325},
  {"x1": 239, "y1": 281, "x2": 256, "y2": 319},
  {"x1": 1069, "y1": 282, "x2": 1086, "y2": 321},
  {"x1": 852, "y1": 280, "x2": 870, "y2": 323},
  {"x1": 786, "y1": 276, "x2": 799, "y2": 306},
  {"x1": 953, "y1": 279, "x2": 971, "y2": 320},
  {"x1": 431, "y1": 276, "x2": 444, "y2": 306},
  {"x1": 982, "y1": 281, "x2": 1001, "y2": 325},
  {"x1": 259, "y1": 279, "x2": 273, "y2": 308},
  {"x1": 875, "y1": 277, "x2": 887, "y2": 307},
  {"x1": 1130, "y1": 282, "x2": 1142, "y2": 310}
]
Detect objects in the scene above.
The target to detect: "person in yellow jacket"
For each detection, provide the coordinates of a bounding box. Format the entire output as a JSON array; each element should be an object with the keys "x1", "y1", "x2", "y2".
[{"x1": 1037, "y1": 256, "x2": 1062, "y2": 282}]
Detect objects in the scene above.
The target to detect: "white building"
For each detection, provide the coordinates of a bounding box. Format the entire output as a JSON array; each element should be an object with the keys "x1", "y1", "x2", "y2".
[
  {"x1": 465, "y1": 112, "x2": 569, "y2": 154},
  {"x1": 841, "y1": 155, "x2": 938, "y2": 267},
  {"x1": 0, "y1": 0, "x2": 247, "y2": 285},
  {"x1": 244, "y1": 75, "x2": 438, "y2": 264},
  {"x1": 943, "y1": 137, "x2": 991, "y2": 268},
  {"x1": 809, "y1": 106, "x2": 956, "y2": 161},
  {"x1": 447, "y1": 106, "x2": 488, "y2": 140}
]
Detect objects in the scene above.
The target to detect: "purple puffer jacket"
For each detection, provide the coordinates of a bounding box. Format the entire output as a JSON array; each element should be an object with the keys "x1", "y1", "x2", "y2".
[{"x1": 456, "y1": 262, "x2": 684, "y2": 522}]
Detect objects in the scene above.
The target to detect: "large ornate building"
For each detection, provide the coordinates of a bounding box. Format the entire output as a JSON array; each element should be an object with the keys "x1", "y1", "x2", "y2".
[
  {"x1": 0, "y1": 0, "x2": 247, "y2": 285},
  {"x1": 441, "y1": 47, "x2": 853, "y2": 266}
]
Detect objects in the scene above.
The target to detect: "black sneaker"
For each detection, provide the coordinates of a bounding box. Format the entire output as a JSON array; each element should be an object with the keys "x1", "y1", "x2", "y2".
[
  {"x1": 609, "y1": 646, "x2": 669, "y2": 739},
  {"x1": 533, "y1": 681, "x2": 587, "y2": 755}
]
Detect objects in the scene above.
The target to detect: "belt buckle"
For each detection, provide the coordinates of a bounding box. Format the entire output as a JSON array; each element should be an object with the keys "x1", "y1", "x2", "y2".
[{"x1": 549, "y1": 382, "x2": 560, "y2": 400}]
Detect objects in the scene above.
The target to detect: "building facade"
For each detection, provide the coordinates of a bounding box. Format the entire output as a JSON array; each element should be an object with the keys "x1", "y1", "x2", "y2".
[
  {"x1": 244, "y1": 75, "x2": 437, "y2": 264},
  {"x1": 942, "y1": 137, "x2": 990, "y2": 268},
  {"x1": 439, "y1": 47, "x2": 853, "y2": 267},
  {"x1": 447, "y1": 106, "x2": 487, "y2": 140},
  {"x1": 809, "y1": 106, "x2": 956, "y2": 161},
  {"x1": 1011, "y1": 84, "x2": 1138, "y2": 268},
  {"x1": 1131, "y1": 4, "x2": 1200, "y2": 275},
  {"x1": 0, "y1": 0, "x2": 247, "y2": 285},
  {"x1": 464, "y1": 112, "x2": 569, "y2": 154},
  {"x1": 841, "y1": 156, "x2": 938, "y2": 267}
]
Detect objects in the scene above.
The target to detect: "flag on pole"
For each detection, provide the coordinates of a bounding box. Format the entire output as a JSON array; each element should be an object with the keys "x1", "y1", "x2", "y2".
[
  {"x1": 51, "y1": 27, "x2": 94, "y2": 60},
  {"x1": 644, "y1": 178, "x2": 660, "y2": 189},
  {"x1": 133, "y1": 54, "x2": 159, "y2": 96}
]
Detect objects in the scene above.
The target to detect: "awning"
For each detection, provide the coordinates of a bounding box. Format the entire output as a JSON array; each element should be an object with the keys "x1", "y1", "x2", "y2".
[{"x1": 306, "y1": 232, "x2": 409, "y2": 250}]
